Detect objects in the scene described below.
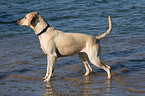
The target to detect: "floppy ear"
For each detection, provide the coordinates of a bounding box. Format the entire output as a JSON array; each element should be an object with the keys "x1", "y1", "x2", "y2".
[
  {"x1": 28, "y1": 12, "x2": 39, "y2": 27},
  {"x1": 31, "y1": 16, "x2": 37, "y2": 26}
]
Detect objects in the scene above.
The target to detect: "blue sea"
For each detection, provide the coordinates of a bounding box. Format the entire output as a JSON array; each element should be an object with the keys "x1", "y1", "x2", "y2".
[{"x1": 0, "y1": 0, "x2": 145, "y2": 95}]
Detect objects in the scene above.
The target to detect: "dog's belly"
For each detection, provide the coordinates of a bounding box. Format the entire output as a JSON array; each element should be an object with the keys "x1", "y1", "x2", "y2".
[
  {"x1": 56, "y1": 41, "x2": 85, "y2": 56},
  {"x1": 55, "y1": 36, "x2": 86, "y2": 56},
  {"x1": 57, "y1": 46, "x2": 84, "y2": 56}
]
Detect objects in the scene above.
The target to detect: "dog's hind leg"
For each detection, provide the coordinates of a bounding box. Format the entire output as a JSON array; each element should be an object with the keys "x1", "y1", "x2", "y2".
[
  {"x1": 87, "y1": 44, "x2": 111, "y2": 79},
  {"x1": 89, "y1": 56, "x2": 111, "y2": 79},
  {"x1": 79, "y1": 52, "x2": 92, "y2": 76}
]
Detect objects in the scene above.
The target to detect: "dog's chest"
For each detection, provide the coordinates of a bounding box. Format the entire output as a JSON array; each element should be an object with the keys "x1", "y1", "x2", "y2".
[{"x1": 38, "y1": 36, "x2": 52, "y2": 54}]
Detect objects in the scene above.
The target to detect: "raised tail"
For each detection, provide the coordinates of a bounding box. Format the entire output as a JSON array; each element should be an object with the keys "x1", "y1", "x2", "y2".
[{"x1": 96, "y1": 16, "x2": 112, "y2": 40}]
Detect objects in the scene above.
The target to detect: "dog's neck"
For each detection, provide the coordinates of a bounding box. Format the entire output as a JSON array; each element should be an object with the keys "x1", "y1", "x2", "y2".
[
  {"x1": 30, "y1": 15, "x2": 50, "y2": 35},
  {"x1": 36, "y1": 25, "x2": 50, "y2": 36}
]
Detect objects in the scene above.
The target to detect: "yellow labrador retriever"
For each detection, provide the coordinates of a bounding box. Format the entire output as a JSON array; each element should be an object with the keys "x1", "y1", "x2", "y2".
[{"x1": 17, "y1": 12, "x2": 112, "y2": 82}]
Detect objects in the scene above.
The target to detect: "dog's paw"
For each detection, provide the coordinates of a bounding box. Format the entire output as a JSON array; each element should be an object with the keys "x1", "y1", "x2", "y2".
[
  {"x1": 43, "y1": 74, "x2": 54, "y2": 79},
  {"x1": 44, "y1": 79, "x2": 51, "y2": 82},
  {"x1": 43, "y1": 76, "x2": 48, "y2": 79},
  {"x1": 108, "y1": 76, "x2": 112, "y2": 80},
  {"x1": 84, "y1": 72, "x2": 90, "y2": 76},
  {"x1": 84, "y1": 70, "x2": 92, "y2": 76}
]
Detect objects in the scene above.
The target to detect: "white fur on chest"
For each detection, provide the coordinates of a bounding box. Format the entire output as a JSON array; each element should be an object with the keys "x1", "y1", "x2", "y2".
[
  {"x1": 38, "y1": 29, "x2": 58, "y2": 55},
  {"x1": 39, "y1": 34, "x2": 50, "y2": 54}
]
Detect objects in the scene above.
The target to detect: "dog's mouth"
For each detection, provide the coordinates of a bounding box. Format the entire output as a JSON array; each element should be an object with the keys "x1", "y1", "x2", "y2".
[
  {"x1": 21, "y1": 25, "x2": 28, "y2": 27},
  {"x1": 18, "y1": 23, "x2": 27, "y2": 27},
  {"x1": 17, "y1": 21, "x2": 28, "y2": 27}
]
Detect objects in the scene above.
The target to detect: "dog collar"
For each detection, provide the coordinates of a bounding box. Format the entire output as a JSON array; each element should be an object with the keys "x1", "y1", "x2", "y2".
[{"x1": 37, "y1": 25, "x2": 50, "y2": 36}]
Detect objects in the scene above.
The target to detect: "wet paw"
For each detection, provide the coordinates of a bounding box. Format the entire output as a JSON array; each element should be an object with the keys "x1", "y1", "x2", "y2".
[
  {"x1": 43, "y1": 76, "x2": 48, "y2": 79},
  {"x1": 44, "y1": 79, "x2": 51, "y2": 82},
  {"x1": 108, "y1": 76, "x2": 112, "y2": 80},
  {"x1": 84, "y1": 71, "x2": 92, "y2": 76},
  {"x1": 108, "y1": 74, "x2": 112, "y2": 80},
  {"x1": 84, "y1": 72, "x2": 89, "y2": 76}
]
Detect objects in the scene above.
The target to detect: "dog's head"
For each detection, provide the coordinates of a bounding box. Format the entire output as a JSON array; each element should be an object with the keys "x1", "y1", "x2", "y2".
[{"x1": 17, "y1": 12, "x2": 39, "y2": 27}]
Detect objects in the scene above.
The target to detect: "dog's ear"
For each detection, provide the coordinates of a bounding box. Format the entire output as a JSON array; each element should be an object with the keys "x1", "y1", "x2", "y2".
[
  {"x1": 28, "y1": 12, "x2": 39, "y2": 27},
  {"x1": 31, "y1": 15, "x2": 37, "y2": 27}
]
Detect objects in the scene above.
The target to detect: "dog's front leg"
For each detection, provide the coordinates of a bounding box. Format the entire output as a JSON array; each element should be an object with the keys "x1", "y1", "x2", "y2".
[
  {"x1": 43, "y1": 56, "x2": 49, "y2": 80},
  {"x1": 44, "y1": 55, "x2": 56, "y2": 82}
]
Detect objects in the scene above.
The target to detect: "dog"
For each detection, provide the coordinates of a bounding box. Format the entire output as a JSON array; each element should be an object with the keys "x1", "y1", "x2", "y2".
[{"x1": 17, "y1": 12, "x2": 112, "y2": 82}]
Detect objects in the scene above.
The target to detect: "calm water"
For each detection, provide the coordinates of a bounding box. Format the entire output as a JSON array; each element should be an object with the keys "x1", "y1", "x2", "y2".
[{"x1": 0, "y1": 0, "x2": 145, "y2": 96}]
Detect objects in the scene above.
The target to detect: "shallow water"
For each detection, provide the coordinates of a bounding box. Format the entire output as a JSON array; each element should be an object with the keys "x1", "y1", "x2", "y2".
[{"x1": 0, "y1": 0, "x2": 145, "y2": 96}]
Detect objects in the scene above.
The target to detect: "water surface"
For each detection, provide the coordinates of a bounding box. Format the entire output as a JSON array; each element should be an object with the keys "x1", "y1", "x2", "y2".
[{"x1": 0, "y1": 0, "x2": 145, "y2": 95}]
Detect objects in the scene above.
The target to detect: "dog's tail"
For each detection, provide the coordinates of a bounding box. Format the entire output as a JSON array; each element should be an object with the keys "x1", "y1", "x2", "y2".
[{"x1": 96, "y1": 16, "x2": 112, "y2": 40}]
